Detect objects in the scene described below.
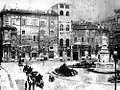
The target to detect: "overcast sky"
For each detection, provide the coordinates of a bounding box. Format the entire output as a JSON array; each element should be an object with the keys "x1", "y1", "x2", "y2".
[{"x1": 0, "y1": 0, "x2": 120, "y2": 21}]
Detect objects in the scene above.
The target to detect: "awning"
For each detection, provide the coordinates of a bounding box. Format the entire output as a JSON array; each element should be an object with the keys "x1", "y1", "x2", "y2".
[
  {"x1": 3, "y1": 42, "x2": 11, "y2": 45},
  {"x1": 74, "y1": 42, "x2": 81, "y2": 45},
  {"x1": 74, "y1": 42, "x2": 89, "y2": 45}
]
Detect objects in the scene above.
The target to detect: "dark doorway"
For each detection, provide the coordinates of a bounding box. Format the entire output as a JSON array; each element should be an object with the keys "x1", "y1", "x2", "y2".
[
  {"x1": 60, "y1": 50, "x2": 63, "y2": 57},
  {"x1": 49, "y1": 51, "x2": 54, "y2": 58},
  {"x1": 73, "y1": 52, "x2": 78, "y2": 60},
  {"x1": 67, "y1": 50, "x2": 71, "y2": 57},
  {"x1": 32, "y1": 53, "x2": 37, "y2": 57},
  {"x1": 11, "y1": 51, "x2": 15, "y2": 59}
]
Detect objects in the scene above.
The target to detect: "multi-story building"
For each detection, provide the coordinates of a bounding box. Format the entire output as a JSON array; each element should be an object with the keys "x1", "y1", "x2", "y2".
[
  {"x1": 72, "y1": 21, "x2": 98, "y2": 60},
  {"x1": 51, "y1": 2, "x2": 72, "y2": 60},
  {"x1": 0, "y1": 8, "x2": 58, "y2": 60},
  {"x1": 0, "y1": 25, "x2": 17, "y2": 61},
  {"x1": 110, "y1": 9, "x2": 120, "y2": 59}
]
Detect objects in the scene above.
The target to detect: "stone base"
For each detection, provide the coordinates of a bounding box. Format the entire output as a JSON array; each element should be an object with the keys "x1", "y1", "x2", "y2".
[
  {"x1": 95, "y1": 62, "x2": 115, "y2": 72},
  {"x1": 100, "y1": 53, "x2": 109, "y2": 62},
  {"x1": 100, "y1": 47, "x2": 110, "y2": 62}
]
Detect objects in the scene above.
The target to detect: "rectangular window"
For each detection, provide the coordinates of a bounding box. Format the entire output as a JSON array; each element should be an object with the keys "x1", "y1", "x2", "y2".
[
  {"x1": 4, "y1": 16, "x2": 9, "y2": 25},
  {"x1": 32, "y1": 53, "x2": 37, "y2": 57},
  {"x1": 33, "y1": 19, "x2": 38, "y2": 26},
  {"x1": 33, "y1": 36, "x2": 36, "y2": 41},
  {"x1": 74, "y1": 37, "x2": 77, "y2": 42},
  {"x1": 65, "y1": 5, "x2": 69, "y2": 9},
  {"x1": 49, "y1": 51, "x2": 54, "y2": 58},
  {"x1": 12, "y1": 18, "x2": 16, "y2": 25},
  {"x1": 22, "y1": 30, "x2": 25, "y2": 34},
  {"x1": 60, "y1": 4, "x2": 64, "y2": 8},
  {"x1": 21, "y1": 53, "x2": 25, "y2": 58},
  {"x1": 40, "y1": 21, "x2": 46, "y2": 27},
  {"x1": 118, "y1": 18, "x2": 120, "y2": 24},
  {"x1": 60, "y1": 51, "x2": 63, "y2": 57},
  {"x1": 67, "y1": 50, "x2": 71, "y2": 57},
  {"x1": 50, "y1": 47, "x2": 53, "y2": 49},
  {"x1": 22, "y1": 19, "x2": 26, "y2": 25}
]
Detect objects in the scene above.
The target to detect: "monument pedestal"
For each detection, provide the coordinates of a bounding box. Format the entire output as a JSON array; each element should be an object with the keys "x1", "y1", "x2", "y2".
[
  {"x1": 100, "y1": 45, "x2": 109, "y2": 62},
  {"x1": 95, "y1": 62, "x2": 115, "y2": 72},
  {"x1": 94, "y1": 34, "x2": 115, "y2": 72}
]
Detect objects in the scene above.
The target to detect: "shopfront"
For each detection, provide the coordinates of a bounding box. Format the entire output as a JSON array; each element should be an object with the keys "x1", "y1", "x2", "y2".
[
  {"x1": 2, "y1": 26, "x2": 17, "y2": 61},
  {"x1": 72, "y1": 44, "x2": 90, "y2": 60}
]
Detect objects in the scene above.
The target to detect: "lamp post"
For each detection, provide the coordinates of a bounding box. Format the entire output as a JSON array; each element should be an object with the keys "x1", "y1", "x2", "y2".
[
  {"x1": 0, "y1": 30, "x2": 3, "y2": 65},
  {"x1": 0, "y1": 13, "x2": 3, "y2": 65},
  {"x1": 18, "y1": 14, "x2": 22, "y2": 65},
  {"x1": 48, "y1": 10, "x2": 51, "y2": 60},
  {"x1": 113, "y1": 50, "x2": 117, "y2": 90},
  {"x1": 113, "y1": 10, "x2": 118, "y2": 90}
]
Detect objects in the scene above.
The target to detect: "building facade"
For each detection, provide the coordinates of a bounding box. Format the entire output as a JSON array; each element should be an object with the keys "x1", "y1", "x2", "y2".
[
  {"x1": 72, "y1": 21, "x2": 98, "y2": 60},
  {"x1": 0, "y1": 8, "x2": 58, "y2": 60},
  {"x1": 0, "y1": 25, "x2": 17, "y2": 61},
  {"x1": 51, "y1": 3, "x2": 72, "y2": 60}
]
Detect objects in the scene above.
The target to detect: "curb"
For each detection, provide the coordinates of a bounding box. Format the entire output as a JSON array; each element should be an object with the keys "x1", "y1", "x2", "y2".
[{"x1": 87, "y1": 68, "x2": 120, "y2": 74}]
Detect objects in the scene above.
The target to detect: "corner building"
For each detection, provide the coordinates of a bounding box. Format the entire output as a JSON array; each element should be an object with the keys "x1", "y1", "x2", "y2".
[
  {"x1": 0, "y1": 8, "x2": 58, "y2": 60},
  {"x1": 51, "y1": 3, "x2": 72, "y2": 61}
]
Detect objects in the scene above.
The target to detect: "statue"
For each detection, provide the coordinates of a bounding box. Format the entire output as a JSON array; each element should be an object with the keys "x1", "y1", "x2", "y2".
[
  {"x1": 100, "y1": 33, "x2": 109, "y2": 63},
  {"x1": 102, "y1": 34, "x2": 108, "y2": 46}
]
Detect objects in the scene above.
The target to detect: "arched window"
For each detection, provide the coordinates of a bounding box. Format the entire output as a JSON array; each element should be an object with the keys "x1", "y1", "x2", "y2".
[
  {"x1": 60, "y1": 24, "x2": 64, "y2": 31},
  {"x1": 66, "y1": 11, "x2": 69, "y2": 16},
  {"x1": 66, "y1": 39, "x2": 69, "y2": 47},
  {"x1": 60, "y1": 38, "x2": 63, "y2": 46},
  {"x1": 60, "y1": 10, "x2": 64, "y2": 15},
  {"x1": 66, "y1": 25, "x2": 69, "y2": 31}
]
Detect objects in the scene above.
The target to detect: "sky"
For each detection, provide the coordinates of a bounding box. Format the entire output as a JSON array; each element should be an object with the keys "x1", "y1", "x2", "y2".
[
  {"x1": 0, "y1": 0, "x2": 120, "y2": 22},
  {"x1": 0, "y1": 0, "x2": 55, "y2": 10}
]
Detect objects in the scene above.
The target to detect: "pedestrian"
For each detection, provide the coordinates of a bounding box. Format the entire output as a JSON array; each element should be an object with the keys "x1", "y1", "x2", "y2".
[
  {"x1": 25, "y1": 81, "x2": 27, "y2": 90},
  {"x1": 98, "y1": 52, "x2": 100, "y2": 62},
  {"x1": 29, "y1": 81, "x2": 32, "y2": 90},
  {"x1": 32, "y1": 82, "x2": 35, "y2": 90},
  {"x1": 49, "y1": 74, "x2": 55, "y2": 82}
]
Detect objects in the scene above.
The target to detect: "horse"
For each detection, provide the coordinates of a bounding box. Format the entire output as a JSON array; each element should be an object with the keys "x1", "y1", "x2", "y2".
[
  {"x1": 29, "y1": 71, "x2": 44, "y2": 89},
  {"x1": 23, "y1": 64, "x2": 30, "y2": 72},
  {"x1": 23, "y1": 65, "x2": 33, "y2": 75}
]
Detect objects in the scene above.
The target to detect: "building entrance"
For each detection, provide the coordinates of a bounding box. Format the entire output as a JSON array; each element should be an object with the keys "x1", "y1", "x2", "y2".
[{"x1": 73, "y1": 52, "x2": 78, "y2": 60}]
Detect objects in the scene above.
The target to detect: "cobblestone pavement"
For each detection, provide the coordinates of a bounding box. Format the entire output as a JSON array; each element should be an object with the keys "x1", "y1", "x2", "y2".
[
  {"x1": 0, "y1": 66, "x2": 18, "y2": 90},
  {"x1": 1, "y1": 61, "x2": 120, "y2": 90}
]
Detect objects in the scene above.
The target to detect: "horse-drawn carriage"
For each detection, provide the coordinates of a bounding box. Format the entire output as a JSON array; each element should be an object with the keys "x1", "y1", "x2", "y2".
[{"x1": 23, "y1": 65, "x2": 44, "y2": 89}]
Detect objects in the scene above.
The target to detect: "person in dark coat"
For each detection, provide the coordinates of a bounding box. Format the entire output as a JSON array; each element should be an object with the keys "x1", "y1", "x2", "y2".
[
  {"x1": 25, "y1": 81, "x2": 27, "y2": 90},
  {"x1": 29, "y1": 81, "x2": 32, "y2": 90},
  {"x1": 49, "y1": 74, "x2": 55, "y2": 82},
  {"x1": 32, "y1": 81, "x2": 35, "y2": 90}
]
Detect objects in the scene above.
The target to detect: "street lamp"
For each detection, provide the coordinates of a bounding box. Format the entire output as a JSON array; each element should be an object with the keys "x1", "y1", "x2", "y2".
[
  {"x1": 48, "y1": 10, "x2": 51, "y2": 59},
  {"x1": 113, "y1": 50, "x2": 117, "y2": 90}
]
